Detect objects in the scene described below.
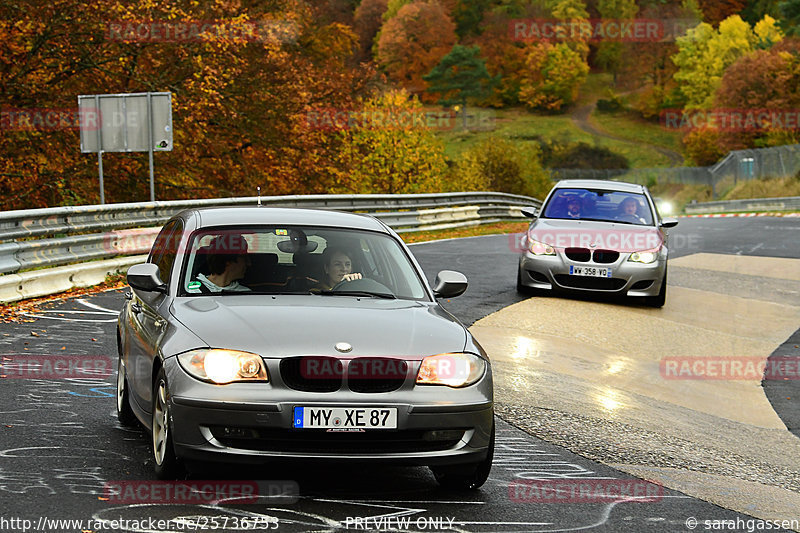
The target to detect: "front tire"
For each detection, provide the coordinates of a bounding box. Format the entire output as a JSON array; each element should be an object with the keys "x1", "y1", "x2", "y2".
[
  {"x1": 116, "y1": 353, "x2": 138, "y2": 427},
  {"x1": 516, "y1": 268, "x2": 535, "y2": 295},
  {"x1": 431, "y1": 423, "x2": 494, "y2": 490},
  {"x1": 645, "y1": 270, "x2": 667, "y2": 308},
  {"x1": 152, "y1": 367, "x2": 185, "y2": 479}
]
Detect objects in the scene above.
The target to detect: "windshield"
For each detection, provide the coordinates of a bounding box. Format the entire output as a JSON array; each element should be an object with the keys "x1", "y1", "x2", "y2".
[
  {"x1": 179, "y1": 226, "x2": 428, "y2": 300},
  {"x1": 542, "y1": 188, "x2": 654, "y2": 226}
]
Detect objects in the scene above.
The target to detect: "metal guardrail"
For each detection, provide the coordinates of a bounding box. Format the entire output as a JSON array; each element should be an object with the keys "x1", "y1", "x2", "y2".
[
  {"x1": 0, "y1": 193, "x2": 540, "y2": 275},
  {"x1": 684, "y1": 196, "x2": 800, "y2": 214}
]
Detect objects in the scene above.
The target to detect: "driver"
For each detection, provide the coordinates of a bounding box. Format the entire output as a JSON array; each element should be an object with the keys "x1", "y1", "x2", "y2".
[
  {"x1": 616, "y1": 197, "x2": 645, "y2": 224},
  {"x1": 314, "y1": 247, "x2": 362, "y2": 291}
]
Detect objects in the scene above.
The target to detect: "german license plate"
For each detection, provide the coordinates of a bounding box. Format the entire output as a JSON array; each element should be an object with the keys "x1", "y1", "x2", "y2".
[
  {"x1": 570, "y1": 266, "x2": 611, "y2": 278},
  {"x1": 293, "y1": 407, "x2": 398, "y2": 429}
]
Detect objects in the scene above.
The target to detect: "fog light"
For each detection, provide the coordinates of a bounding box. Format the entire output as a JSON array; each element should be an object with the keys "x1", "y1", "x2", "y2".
[{"x1": 422, "y1": 429, "x2": 464, "y2": 441}]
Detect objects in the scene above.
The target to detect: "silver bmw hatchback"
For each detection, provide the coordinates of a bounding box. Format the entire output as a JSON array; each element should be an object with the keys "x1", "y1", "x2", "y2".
[
  {"x1": 517, "y1": 179, "x2": 679, "y2": 307},
  {"x1": 117, "y1": 207, "x2": 493, "y2": 489}
]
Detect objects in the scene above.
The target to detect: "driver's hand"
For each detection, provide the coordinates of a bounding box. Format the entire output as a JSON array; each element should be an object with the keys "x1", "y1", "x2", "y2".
[{"x1": 342, "y1": 273, "x2": 362, "y2": 282}]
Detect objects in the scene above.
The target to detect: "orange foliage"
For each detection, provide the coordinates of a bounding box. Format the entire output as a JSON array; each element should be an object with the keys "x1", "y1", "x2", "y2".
[
  {"x1": 375, "y1": 1, "x2": 457, "y2": 100},
  {"x1": 354, "y1": 0, "x2": 389, "y2": 61},
  {"x1": 698, "y1": 0, "x2": 747, "y2": 26},
  {"x1": 0, "y1": 0, "x2": 374, "y2": 209}
]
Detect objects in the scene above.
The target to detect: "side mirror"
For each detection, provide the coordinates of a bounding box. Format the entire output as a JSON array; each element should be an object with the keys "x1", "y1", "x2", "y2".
[
  {"x1": 660, "y1": 217, "x2": 679, "y2": 228},
  {"x1": 432, "y1": 270, "x2": 468, "y2": 299},
  {"x1": 127, "y1": 263, "x2": 167, "y2": 293},
  {"x1": 521, "y1": 207, "x2": 539, "y2": 219}
]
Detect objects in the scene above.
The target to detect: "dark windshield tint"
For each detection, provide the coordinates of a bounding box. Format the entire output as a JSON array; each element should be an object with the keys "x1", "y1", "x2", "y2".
[
  {"x1": 542, "y1": 188, "x2": 654, "y2": 225},
  {"x1": 180, "y1": 226, "x2": 428, "y2": 300}
]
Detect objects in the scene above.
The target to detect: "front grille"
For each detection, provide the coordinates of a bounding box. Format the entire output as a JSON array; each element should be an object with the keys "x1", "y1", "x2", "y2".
[
  {"x1": 555, "y1": 275, "x2": 626, "y2": 291},
  {"x1": 348, "y1": 358, "x2": 408, "y2": 393},
  {"x1": 210, "y1": 427, "x2": 464, "y2": 454},
  {"x1": 565, "y1": 247, "x2": 591, "y2": 262},
  {"x1": 592, "y1": 250, "x2": 619, "y2": 264},
  {"x1": 279, "y1": 356, "x2": 412, "y2": 393},
  {"x1": 280, "y1": 356, "x2": 342, "y2": 393}
]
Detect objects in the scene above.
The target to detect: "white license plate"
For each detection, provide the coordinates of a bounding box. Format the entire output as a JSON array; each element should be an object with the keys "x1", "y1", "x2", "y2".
[
  {"x1": 293, "y1": 407, "x2": 398, "y2": 429},
  {"x1": 570, "y1": 266, "x2": 612, "y2": 278}
]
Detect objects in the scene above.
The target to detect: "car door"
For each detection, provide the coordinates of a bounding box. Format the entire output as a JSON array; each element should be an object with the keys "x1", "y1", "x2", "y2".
[{"x1": 127, "y1": 219, "x2": 183, "y2": 412}]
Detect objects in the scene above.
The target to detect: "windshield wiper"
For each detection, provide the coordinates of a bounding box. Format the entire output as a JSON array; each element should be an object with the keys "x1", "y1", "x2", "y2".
[{"x1": 317, "y1": 290, "x2": 396, "y2": 299}]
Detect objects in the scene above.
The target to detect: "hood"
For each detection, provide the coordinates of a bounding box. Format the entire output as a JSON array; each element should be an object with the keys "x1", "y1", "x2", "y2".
[
  {"x1": 170, "y1": 295, "x2": 467, "y2": 358},
  {"x1": 530, "y1": 218, "x2": 662, "y2": 252}
]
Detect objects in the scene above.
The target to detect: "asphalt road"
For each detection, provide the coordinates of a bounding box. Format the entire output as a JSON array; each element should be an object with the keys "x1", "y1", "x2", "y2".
[{"x1": 0, "y1": 216, "x2": 797, "y2": 532}]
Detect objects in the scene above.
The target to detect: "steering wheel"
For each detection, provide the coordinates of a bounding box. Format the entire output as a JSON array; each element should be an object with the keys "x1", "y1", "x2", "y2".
[
  {"x1": 616, "y1": 213, "x2": 642, "y2": 224},
  {"x1": 331, "y1": 277, "x2": 393, "y2": 294}
]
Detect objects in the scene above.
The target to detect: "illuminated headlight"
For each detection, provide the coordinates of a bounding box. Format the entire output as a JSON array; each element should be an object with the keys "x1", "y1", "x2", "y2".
[
  {"x1": 628, "y1": 250, "x2": 659, "y2": 264},
  {"x1": 528, "y1": 238, "x2": 556, "y2": 256},
  {"x1": 177, "y1": 349, "x2": 268, "y2": 384},
  {"x1": 416, "y1": 353, "x2": 486, "y2": 388},
  {"x1": 658, "y1": 201, "x2": 673, "y2": 215}
]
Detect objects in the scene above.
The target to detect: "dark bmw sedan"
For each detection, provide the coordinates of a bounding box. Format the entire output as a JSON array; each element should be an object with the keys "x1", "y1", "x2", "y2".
[{"x1": 117, "y1": 207, "x2": 494, "y2": 489}]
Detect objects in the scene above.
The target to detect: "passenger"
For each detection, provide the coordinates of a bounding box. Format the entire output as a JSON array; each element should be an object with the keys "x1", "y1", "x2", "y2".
[
  {"x1": 194, "y1": 236, "x2": 252, "y2": 292},
  {"x1": 314, "y1": 247, "x2": 362, "y2": 291},
  {"x1": 616, "y1": 197, "x2": 645, "y2": 224}
]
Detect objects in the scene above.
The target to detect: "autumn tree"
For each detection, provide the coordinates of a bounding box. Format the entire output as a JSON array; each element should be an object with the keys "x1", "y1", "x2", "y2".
[
  {"x1": 423, "y1": 45, "x2": 499, "y2": 128},
  {"x1": 672, "y1": 15, "x2": 756, "y2": 109},
  {"x1": 594, "y1": 0, "x2": 638, "y2": 80},
  {"x1": 713, "y1": 44, "x2": 800, "y2": 151},
  {"x1": 519, "y1": 42, "x2": 589, "y2": 110},
  {"x1": 778, "y1": 0, "x2": 800, "y2": 36},
  {"x1": 331, "y1": 90, "x2": 449, "y2": 194},
  {"x1": 375, "y1": 1, "x2": 457, "y2": 98},
  {"x1": 472, "y1": 4, "x2": 546, "y2": 106},
  {"x1": 0, "y1": 0, "x2": 375, "y2": 208},
  {"x1": 546, "y1": 0, "x2": 591, "y2": 58},
  {"x1": 755, "y1": 14, "x2": 785, "y2": 46},
  {"x1": 698, "y1": 0, "x2": 747, "y2": 25},
  {"x1": 456, "y1": 137, "x2": 551, "y2": 198},
  {"x1": 682, "y1": 127, "x2": 725, "y2": 165},
  {"x1": 354, "y1": 0, "x2": 389, "y2": 60},
  {"x1": 452, "y1": 0, "x2": 492, "y2": 38}
]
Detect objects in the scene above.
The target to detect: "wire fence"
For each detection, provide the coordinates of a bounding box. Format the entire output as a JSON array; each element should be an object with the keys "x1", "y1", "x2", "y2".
[{"x1": 550, "y1": 143, "x2": 800, "y2": 197}]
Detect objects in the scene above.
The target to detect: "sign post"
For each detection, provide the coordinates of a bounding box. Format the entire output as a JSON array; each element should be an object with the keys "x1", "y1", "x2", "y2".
[{"x1": 79, "y1": 92, "x2": 173, "y2": 203}]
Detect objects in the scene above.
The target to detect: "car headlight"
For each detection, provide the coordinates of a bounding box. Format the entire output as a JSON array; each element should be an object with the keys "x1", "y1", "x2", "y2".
[
  {"x1": 528, "y1": 238, "x2": 556, "y2": 256},
  {"x1": 416, "y1": 353, "x2": 486, "y2": 388},
  {"x1": 177, "y1": 349, "x2": 268, "y2": 384},
  {"x1": 628, "y1": 250, "x2": 659, "y2": 264}
]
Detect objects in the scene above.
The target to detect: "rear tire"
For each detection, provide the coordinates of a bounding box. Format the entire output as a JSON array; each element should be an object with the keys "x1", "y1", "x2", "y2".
[
  {"x1": 152, "y1": 367, "x2": 185, "y2": 480},
  {"x1": 645, "y1": 270, "x2": 667, "y2": 308},
  {"x1": 116, "y1": 353, "x2": 138, "y2": 427},
  {"x1": 431, "y1": 423, "x2": 494, "y2": 490}
]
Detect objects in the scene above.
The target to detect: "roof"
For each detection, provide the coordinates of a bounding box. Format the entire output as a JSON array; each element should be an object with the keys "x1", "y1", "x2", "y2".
[
  {"x1": 554, "y1": 179, "x2": 645, "y2": 193},
  {"x1": 179, "y1": 207, "x2": 389, "y2": 233}
]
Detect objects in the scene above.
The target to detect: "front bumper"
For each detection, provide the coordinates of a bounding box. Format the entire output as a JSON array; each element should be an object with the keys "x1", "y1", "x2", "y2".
[
  {"x1": 518, "y1": 249, "x2": 667, "y2": 297},
  {"x1": 163, "y1": 357, "x2": 494, "y2": 466}
]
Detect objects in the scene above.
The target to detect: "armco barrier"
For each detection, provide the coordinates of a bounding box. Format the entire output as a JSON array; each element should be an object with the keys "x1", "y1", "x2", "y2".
[
  {"x1": 684, "y1": 196, "x2": 800, "y2": 214},
  {"x1": 0, "y1": 192, "x2": 540, "y2": 303}
]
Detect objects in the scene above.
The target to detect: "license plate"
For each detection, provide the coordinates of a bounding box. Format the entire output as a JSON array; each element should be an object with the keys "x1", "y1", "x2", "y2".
[
  {"x1": 570, "y1": 266, "x2": 612, "y2": 278},
  {"x1": 293, "y1": 407, "x2": 398, "y2": 429}
]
